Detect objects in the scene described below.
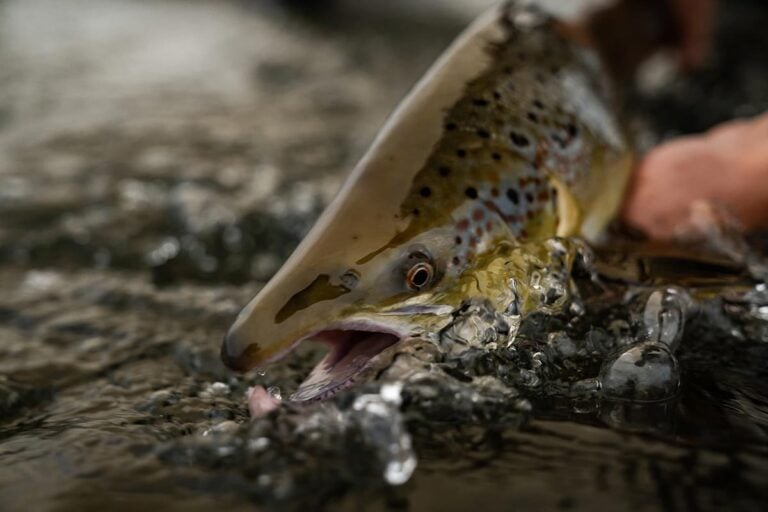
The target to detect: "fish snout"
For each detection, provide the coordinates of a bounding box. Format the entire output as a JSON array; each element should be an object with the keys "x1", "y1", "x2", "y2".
[{"x1": 220, "y1": 327, "x2": 262, "y2": 372}]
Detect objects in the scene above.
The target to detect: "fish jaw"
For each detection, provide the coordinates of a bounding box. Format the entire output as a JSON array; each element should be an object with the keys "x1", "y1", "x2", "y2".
[{"x1": 223, "y1": 307, "x2": 440, "y2": 403}]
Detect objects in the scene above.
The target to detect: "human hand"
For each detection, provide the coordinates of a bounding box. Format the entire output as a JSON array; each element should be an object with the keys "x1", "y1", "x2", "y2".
[{"x1": 622, "y1": 113, "x2": 768, "y2": 240}]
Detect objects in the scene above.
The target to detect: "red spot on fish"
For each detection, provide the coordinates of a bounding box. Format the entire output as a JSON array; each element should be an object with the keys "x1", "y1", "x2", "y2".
[
  {"x1": 473, "y1": 209, "x2": 485, "y2": 221},
  {"x1": 456, "y1": 219, "x2": 470, "y2": 231},
  {"x1": 491, "y1": 187, "x2": 499, "y2": 197},
  {"x1": 485, "y1": 221, "x2": 493, "y2": 231},
  {"x1": 520, "y1": 229, "x2": 528, "y2": 237},
  {"x1": 527, "y1": 210, "x2": 535, "y2": 220},
  {"x1": 538, "y1": 190, "x2": 550, "y2": 201},
  {"x1": 475, "y1": 227, "x2": 483, "y2": 237},
  {"x1": 469, "y1": 237, "x2": 478, "y2": 248}
]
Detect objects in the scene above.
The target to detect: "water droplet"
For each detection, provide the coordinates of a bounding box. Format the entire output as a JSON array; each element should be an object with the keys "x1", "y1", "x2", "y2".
[
  {"x1": 384, "y1": 452, "x2": 417, "y2": 486},
  {"x1": 351, "y1": 388, "x2": 417, "y2": 486},
  {"x1": 267, "y1": 386, "x2": 282, "y2": 401},
  {"x1": 380, "y1": 382, "x2": 403, "y2": 405}
]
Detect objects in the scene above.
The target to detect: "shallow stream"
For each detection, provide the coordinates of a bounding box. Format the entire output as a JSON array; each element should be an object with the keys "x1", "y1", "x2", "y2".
[{"x1": 1, "y1": 1, "x2": 768, "y2": 511}]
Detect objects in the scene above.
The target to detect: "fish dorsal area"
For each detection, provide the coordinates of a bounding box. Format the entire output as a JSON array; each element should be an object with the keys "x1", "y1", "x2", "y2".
[{"x1": 391, "y1": 8, "x2": 620, "y2": 277}]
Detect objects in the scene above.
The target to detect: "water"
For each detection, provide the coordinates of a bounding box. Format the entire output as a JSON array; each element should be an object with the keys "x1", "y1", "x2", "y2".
[{"x1": 1, "y1": 0, "x2": 768, "y2": 511}]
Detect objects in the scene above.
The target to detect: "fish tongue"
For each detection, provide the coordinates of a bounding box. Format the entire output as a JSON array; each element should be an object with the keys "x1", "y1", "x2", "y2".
[{"x1": 289, "y1": 332, "x2": 398, "y2": 403}]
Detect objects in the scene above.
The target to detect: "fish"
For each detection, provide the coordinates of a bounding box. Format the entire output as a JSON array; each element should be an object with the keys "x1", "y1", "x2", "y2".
[{"x1": 221, "y1": 1, "x2": 633, "y2": 403}]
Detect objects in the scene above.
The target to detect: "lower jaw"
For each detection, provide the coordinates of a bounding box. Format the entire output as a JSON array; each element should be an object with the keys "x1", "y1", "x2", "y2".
[{"x1": 287, "y1": 329, "x2": 402, "y2": 403}]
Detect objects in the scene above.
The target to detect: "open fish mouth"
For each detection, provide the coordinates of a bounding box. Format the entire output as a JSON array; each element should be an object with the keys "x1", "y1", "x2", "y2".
[{"x1": 286, "y1": 324, "x2": 403, "y2": 403}]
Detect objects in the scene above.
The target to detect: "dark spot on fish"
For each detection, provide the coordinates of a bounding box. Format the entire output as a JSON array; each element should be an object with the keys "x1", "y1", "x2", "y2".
[
  {"x1": 525, "y1": 192, "x2": 534, "y2": 203},
  {"x1": 438, "y1": 166, "x2": 451, "y2": 177},
  {"x1": 452, "y1": 256, "x2": 461, "y2": 265},
  {"x1": 420, "y1": 186, "x2": 432, "y2": 198},
  {"x1": 527, "y1": 112, "x2": 539, "y2": 123},
  {"x1": 477, "y1": 128, "x2": 490, "y2": 139},
  {"x1": 445, "y1": 122, "x2": 457, "y2": 131},
  {"x1": 506, "y1": 189, "x2": 519, "y2": 204},
  {"x1": 567, "y1": 123, "x2": 578, "y2": 137},
  {"x1": 504, "y1": 66, "x2": 513, "y2": 74},
  {"x1": 455, "y1": 236, "x2": 462, "y2": 245},
  {"x1": 465, "y1": 187, "x2": 478, "y2": 199},
  {"x1": 493, "y1": 91, "x2": 501, "y2": 100},
  {"x1": 551, "y1": 186, "x2": 558, "y2": 198},
  {"x1": 491, "y1": 187, "x2": 499, "y2": 197},
  {"x1": 456, "y1": 149, "x2": 467, "y2": 158},
  {"x1": 533, "y1": 99, "x2": 544, "y2": 110},
  {"x1": 275, "y1": 274, "x2": 350, "y2": 323},
  {"x1": 491, "y1": 152, "x2": 502, "y2": 161},
  {"x1": 552, "y1": 133, "x2": 567, "y2": 148},
  {"x1": 521, "y1": 229, "x2": 528, "y2": 237},
  {"x1": 472, "y1": 98, "x2": 489, "y2": 107},
  {"x1": 509, "y1": 131, "x2": 530, "y2": 147},
  {"x1": 412, "y1": 208, "x2": 420, "y2": 216}
]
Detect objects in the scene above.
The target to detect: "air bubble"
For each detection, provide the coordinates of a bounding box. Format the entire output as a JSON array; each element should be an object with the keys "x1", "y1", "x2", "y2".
[
  {"x1": 599, "y1": 342, "x2": 680, "y2": 402},
  {"x1": 642, "y1": 287, "x2": 693, "y2": 351}
]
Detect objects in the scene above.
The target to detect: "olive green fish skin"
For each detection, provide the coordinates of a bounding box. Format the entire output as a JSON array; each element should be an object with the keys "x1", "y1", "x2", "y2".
[
  {"x1": 222, "y1": 2, "x2": 632, "y2": 374},
  {"x1": 392, "y1": 14, "x2": 626, "y2": 276}
]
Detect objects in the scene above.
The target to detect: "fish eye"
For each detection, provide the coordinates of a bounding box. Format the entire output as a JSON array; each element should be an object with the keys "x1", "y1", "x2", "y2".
[{"x1": 406, "y1": 262, "x2": 434, "y2": 290}]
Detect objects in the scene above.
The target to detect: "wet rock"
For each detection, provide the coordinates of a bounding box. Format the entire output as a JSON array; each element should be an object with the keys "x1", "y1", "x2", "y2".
[
  {"x1": 0, "y1": 376, "x2": 52, "y2": 418},
  {"x1": 1, "y1": 0, "x2": 768, "y2": 510}
]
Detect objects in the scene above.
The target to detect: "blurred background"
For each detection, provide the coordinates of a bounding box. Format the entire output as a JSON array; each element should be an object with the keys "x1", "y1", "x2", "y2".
[
  {"x1": 1, "y1": 0, "x2": 765, "y2": 288},
  {"x1": 1, "y1": 1, "x2": 768, "y2": 510}
]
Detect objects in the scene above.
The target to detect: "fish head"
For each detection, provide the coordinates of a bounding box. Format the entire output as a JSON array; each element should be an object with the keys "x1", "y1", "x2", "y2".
[{"x1": 221, "y1": 217, "x2": 530, "y2": 402}]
